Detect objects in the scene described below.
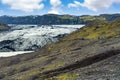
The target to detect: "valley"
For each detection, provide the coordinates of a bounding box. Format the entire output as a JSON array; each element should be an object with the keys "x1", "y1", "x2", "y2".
[
  {"x1": 1, "y1": 0, "x2": 120, "y2": 79},
  {"x1": 0, "y1": 18, "x2": 120, "y2": 79}
]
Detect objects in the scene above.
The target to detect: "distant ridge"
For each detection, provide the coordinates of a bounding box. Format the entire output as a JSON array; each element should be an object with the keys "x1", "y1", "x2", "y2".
[{"x1": 1, "y1": 14, "x2": 120, "y2": 25}]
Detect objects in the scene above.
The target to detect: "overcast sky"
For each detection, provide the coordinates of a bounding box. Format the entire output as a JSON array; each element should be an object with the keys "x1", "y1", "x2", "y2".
[{"x1": 0, "y1": 0, "x2": 120, "y2": 16}]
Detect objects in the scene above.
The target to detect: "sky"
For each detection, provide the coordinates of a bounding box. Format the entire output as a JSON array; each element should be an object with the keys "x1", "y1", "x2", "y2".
[{"x1": 0, "y1": 0, "x2": 120, "y2": 16}]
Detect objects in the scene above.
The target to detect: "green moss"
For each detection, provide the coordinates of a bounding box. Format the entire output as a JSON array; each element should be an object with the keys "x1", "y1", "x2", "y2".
[
  {"x1": 16, "y1": 68, "x2": 40, "y2": 79},
  {"x1": 86, "y1": 32, "x2": 99, "y2": 39},
  {"x1": 51, "y1": 73, "x2": 78, "y2": 80},
  {"x1": 79, "y1": 16, "x2": 105, "y2": 22},
  {"x1": 45, "y1": 62, "x2": 65, "y2": 71},
  {"x1": 62, "y1": 19, "x2": 120, "y2": 40},
  {"x1": 48, "y1": 47, "x2": 52, "y2": 51},
  {"x1": 59, "y1": 15, "x2": 74, "y2": 20}
]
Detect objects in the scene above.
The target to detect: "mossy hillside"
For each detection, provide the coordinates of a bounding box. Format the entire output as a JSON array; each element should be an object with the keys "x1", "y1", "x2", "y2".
[
  {"x1": 59, "y1": 15, "x2": 75, "y2": 20},
  {"x1": 79, "y1": 15, "x2": 105, "y2": 22},
  {"x1": 62, "y1": 19, "x2": 120, "y2": 40},
  {"x1": 0, "y1": 39, "x2": 93, "y2": 80}
]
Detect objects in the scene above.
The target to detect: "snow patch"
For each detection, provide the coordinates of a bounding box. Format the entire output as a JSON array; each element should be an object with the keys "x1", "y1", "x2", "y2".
[{"x1": 0, "y1": 51, "x2": 33, "y2": 57}]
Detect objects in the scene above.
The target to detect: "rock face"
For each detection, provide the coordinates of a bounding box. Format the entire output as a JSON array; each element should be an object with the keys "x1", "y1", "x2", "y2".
[
  {"x1": 0, "y1": 19, "x2": 120, "y2": 80},
  {"x1": 0, "y1": 14, "x2": 105, "y2": 25},
  {"x1": 0, "y1": 14, "x2": 120, "y2": 25},
  {"x1": 0, "y1": 25, "x2": 83, "y2": 52}
]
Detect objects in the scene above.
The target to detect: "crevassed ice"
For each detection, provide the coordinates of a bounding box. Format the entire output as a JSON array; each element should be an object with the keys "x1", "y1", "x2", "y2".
[{"x1": 0, "y1": 25, "x2": 84, "y2": 52}]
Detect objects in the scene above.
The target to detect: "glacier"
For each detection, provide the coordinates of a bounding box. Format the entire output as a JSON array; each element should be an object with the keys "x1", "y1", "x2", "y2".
[{"x1": 0, "y1": 25, "x2": 84, "y2": 52}]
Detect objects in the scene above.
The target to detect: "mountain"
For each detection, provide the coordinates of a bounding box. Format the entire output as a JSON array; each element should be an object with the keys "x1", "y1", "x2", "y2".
[
  {"x1": 0, "y1": 14, "x2": 105, "y2": 25},
  {"x1": 0, "y1": 18, "x2": 120, "y2": 80},
  {"x1": 100, "y1": 14, "x2": 120, "y2": 21},
  {"x1": 0, "y1": 14, "x2": 120, "y2": 25}
]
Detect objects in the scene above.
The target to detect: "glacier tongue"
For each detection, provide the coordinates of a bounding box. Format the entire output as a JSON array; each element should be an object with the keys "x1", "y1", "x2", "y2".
[{"x1": 0, "y1": 25, "x2": 84, "y2": 52}]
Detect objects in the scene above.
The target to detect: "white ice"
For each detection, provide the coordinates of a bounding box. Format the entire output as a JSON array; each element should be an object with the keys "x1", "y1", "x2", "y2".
[{"x1": 0, "y1": 51, "x2": 33, "y2": 57}]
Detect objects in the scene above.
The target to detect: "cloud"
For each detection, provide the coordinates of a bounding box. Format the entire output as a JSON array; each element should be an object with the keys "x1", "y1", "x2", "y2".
[
  {"x1": 68, "y1": 1, "x2": 81, "y2": 8},
  {"x1": 2, "y1": 0, "x2": 44, "y2": 12},
  {"x1": 48, "y1": 9, "x2": 60, "y2": 14},
  {"x1": 48, "y1": 0, "x2": 62, "y2": 14},
  {"x1": 0, "y1": 10, "x2": 3, "y2": 13},
  {"x1": 0, "y1": 10, "x2": 4, "y2": 16},
  {"x1": 68, "y1": 0, "x2": 120, "y2": 12}
]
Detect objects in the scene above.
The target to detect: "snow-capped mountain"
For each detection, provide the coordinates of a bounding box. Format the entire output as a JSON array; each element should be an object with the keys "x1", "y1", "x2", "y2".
[{"x1": 0, "y1": 25, "x2": 84, "y2": 52}]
